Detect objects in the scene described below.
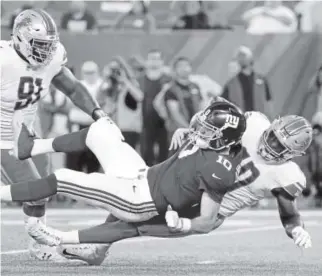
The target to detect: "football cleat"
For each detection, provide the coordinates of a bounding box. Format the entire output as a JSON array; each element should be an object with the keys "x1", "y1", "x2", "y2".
[
  {"x1": 57, "y1": 244, "x2": 110, "y2": 266},
  {"x1": 25, "y1": 217, "x2": 62, "y2": 247},
  {"x1": 29, "y1": 241, "x2": 67, "y2": 262}
]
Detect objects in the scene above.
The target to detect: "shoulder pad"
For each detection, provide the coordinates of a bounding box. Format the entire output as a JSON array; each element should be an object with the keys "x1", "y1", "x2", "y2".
[
  {"x1": 54, "y1": 42, "x2": 68, "y2": 67},
  {"x1": 245, "y1": 111, "x2": 269, "y2": 122}
]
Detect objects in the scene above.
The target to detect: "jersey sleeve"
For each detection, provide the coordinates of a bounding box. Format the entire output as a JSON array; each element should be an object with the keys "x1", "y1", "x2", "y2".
[
  {"x1": 198, "y1": 176, "x2": 226, "y2": 203},
  {"x1": 48, "y1": 42, "x2": 68, "y2": 79},
  {"x1": 272, "y1": 163, "x2": 306, "y2": 199},
  {"x1": 245, "y1": 111, "x2": 269, "y2": 122},
  {"x1": 164, "y1": 85, "x2": 178, "y2": 102}
]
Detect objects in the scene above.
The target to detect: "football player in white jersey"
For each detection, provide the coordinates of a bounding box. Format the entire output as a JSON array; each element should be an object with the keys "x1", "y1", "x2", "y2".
[
  {"x1": 0, "y1": 102, "x2": 313, "y2": 264},
  {"x1": 0, "y1": 9, "x2": 109, "y2": 260}
]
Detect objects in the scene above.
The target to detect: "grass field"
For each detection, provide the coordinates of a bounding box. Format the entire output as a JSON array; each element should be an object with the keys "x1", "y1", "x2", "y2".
[{"x1": 1, "y1": 209, "x2": 322, "y2": 276}]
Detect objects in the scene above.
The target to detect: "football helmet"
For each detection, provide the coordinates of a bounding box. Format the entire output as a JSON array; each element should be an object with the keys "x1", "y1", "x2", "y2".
[
  {"x1": 11, "y1": 9, "x2": 59, "y2": 67},
  {"x1": 258, "y1": 115, "x2": 313, "y2": 164},
  {"x1": 188, "y1": 101, "x2": 246, "y2": 151}
]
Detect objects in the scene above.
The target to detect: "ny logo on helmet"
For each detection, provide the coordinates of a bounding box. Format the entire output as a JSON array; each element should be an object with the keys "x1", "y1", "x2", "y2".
[{"x1": 224, "y1": 114, "x2": 240, "y2": 129}]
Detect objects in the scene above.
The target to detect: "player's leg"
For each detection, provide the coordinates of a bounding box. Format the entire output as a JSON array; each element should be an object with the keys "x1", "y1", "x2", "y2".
[
  {"x1": 85, "y1": 117, "x2": 147, "y2": 176},
  {"x1": 1, "y1": 168, "x2": 158, "y2": 222},
  {"x1": 53, "y1": 220, "x2": 141, "y2": 265},
  {"x1": 23, "y1": 118, "x2": 147, "y2": 176},
  {"x1": 1, "y1": 149, "x2": 47, "y2": 218},
  {"x1": 0, "y1": 150, "x2": 66, "y2": 262}
]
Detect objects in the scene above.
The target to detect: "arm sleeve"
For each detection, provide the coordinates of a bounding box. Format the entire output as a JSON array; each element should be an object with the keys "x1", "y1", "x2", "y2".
[
  {"x1": 60, "y1": 13, "x2": 68, "y2": 30},
  {"x1": 221, "y1": 84, "x2": 229, "y2": 100},
  {"x1": 264, "y1": 78, "x2": 272, "y2": 101},
  {"x1": 87, "y1": 13, "x2": 97, "y2": 30},
  {"x1": 164, "y1": 87, "x2": 178, "y2": 102},
  {"x1": 198, "y1": 176, "x2": 225, "y2": 204}
]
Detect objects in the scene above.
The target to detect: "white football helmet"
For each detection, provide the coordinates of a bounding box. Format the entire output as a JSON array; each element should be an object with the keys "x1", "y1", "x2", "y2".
[
  {"x1": 258, "y1": 115, "x2": 313, "y2": 164},
  {"x1": 11, "y1": 9, "x2": 59, "y2": 67}
]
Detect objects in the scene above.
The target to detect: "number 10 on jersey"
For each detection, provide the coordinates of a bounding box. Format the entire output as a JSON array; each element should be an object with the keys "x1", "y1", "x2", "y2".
[{"x1": 14, "y1": 77, "x2": 43, "y2": 110}]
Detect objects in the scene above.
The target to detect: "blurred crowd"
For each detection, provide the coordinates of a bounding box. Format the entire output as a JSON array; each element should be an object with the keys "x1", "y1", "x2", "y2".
[
  {"x1": 2, "y1": 0, "x2": 322, "y2": 33},
  {"x1": 1, "y1": 0, "x2": 321, "y2": 207}
]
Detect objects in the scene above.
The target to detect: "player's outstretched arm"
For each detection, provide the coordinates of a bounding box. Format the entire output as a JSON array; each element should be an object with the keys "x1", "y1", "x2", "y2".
[
  {"x1": 273, "y1": 188, "x2": 312, "y2": 249},
  {"x1": 52, "y1": 66, "x2": 107, "y2": 121}
]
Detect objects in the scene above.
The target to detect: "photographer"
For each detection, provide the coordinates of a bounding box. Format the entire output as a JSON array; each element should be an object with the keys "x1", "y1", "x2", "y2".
[{"x1": 98, "y1": 57, "x2": 143, "y2": 149}]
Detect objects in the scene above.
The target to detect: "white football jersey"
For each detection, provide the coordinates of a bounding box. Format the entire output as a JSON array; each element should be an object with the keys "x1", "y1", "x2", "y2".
[
  {"x1": 219, "y1": 111, "x2": 306, "y2": 217},
  {"x1": 0, "y1": 40, "x2": 67, "y2": 149}
]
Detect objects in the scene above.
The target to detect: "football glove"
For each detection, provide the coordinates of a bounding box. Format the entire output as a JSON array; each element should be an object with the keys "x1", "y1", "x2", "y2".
[
  {"x1": 165, "y1": 205, "x2": 191, "y2": 233},
  {"x1": 291, "y1": 226, "x2": 312, "y2": 249},
  {"x1": 169, "y1": 128, "x2": 189, "y2": 151}
]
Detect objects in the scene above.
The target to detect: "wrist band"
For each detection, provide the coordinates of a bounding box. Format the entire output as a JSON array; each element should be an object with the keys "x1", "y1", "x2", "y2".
[
  {"x1": 180, "y1": 218, "x2": 192, "y2": 233},
  {"x1": 92, "y1": 108, "x2": 107, "y2": 121}
]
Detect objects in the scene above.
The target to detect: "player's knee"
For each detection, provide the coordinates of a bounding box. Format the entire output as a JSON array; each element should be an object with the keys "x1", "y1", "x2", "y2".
[
  {"x1": 86, "y1": 118, "x2": 123, "y2": 149},
  {"x1": 54, "y1": 168, "x2": 73, "y2": 182}
]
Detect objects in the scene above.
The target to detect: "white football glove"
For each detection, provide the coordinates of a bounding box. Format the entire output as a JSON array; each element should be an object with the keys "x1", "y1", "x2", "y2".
[
  {"x1": 169, "y1": 128, "x2": 189, "y2": 151},
  {"x1": 165, "y1": 205, "x2": 182, "y2": 232},
  {"x1": 291, "y1": 226, "x2": 312, "y2": 249},
  {"x1": 165, "y1": 205, "x2": 191, "y2": 233}
]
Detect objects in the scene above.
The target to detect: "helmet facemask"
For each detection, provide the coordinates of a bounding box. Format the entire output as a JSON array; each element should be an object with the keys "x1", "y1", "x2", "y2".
[
  {"x1": 30, "y1": 38, "x2": 58, "y2": 65},
  {"x1": 258, "y1": 122, "x2": 308, "y2": 164},
  {"x1": 189, "y1": 114, "x2": 236, "y2": 151}
]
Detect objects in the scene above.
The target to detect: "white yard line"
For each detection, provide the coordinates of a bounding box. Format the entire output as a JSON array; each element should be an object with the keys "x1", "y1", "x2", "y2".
[
  {"x1": 0, "y1": 249, "x2": 28, "y2": 255},
  {"x1": 1, "y1": 209, "x2": 322, "y2": 217}
]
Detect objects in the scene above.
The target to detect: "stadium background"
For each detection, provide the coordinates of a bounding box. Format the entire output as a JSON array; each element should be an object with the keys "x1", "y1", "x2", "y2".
[{"x1": 1, "y1": 0, "x2": 322, "y2": 208}]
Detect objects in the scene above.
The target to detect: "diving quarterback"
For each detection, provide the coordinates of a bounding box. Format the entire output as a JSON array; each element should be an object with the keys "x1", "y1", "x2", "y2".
[
  {"x1": 0, "y1": 9, "x2": 108, "y2": 259},
  {"x1": 8, "y1": 109, "x2": 313, "y2": 265},
  {"x1": 1, "y1": 101, "x2": 251, "y2": 239}
]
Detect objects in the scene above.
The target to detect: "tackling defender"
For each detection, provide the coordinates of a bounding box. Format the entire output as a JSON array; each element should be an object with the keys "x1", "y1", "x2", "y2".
[
  {"x1": 25, "y1": 111, "x2": 313, "y2": 265},
  {"x1": 1, "y1": 101, "x2": 251, "y2": 238},
  {"x1": 0, "y1": 9, "x2": 108, "y2": 259}
]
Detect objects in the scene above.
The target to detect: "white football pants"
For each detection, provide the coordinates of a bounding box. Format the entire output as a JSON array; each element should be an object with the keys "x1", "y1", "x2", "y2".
[{"x1": 54, "y1": 118, "x2": 158, "y2": 222}]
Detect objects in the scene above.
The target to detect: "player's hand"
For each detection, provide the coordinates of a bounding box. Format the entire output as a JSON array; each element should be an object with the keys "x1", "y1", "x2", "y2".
[
  {"x1": 165, "y1": 205, "x2": 182, "y2": 232},
  {"x1": 169, "y1": 128, "x2": 189, "y2": 151},
  {"x1": 291, "y1": 226, "x2": 312, "y2": 249}
]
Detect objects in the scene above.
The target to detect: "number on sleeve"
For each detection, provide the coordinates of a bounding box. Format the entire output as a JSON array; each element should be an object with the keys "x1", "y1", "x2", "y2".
[
  {"x1": 14, "y1": 77, "x2": 43, "y2": 110},
  {"x1": 235, "y1": 149, "x2": 260, "y2": 187},
  {"x1": 216, "y1": 155, "x2": 232, "y2": 171}
]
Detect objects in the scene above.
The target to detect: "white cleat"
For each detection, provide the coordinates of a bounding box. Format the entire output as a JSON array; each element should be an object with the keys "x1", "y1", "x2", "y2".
[
  {"x1": 25, "y1": 217, "x2": 62, "y2": 247},
  {"x1": 57, "y1": 244, "x2": 110, "y2": 266},
  {"x1": 29, "y1": 241, "x2": 67, "y2": 263}
]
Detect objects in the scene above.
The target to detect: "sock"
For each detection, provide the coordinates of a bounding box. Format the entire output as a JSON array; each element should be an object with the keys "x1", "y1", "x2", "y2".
[
  {"x1": 61, "y1": 230, "x2": 80, "y2": 244},
  {"x1": 52, "y1": 128, "x2": 89, "y2": 153},
  {"x1": 31, "y1": 138, "x2": 55, "y2": 156},
  {"x1": 0, "y1": 185, "x2": 13, "y2": 201},
  {"x1": 23, "y1": 203, "x2": 46, "y2": 218},
  {"x1": 11, "y1": 174, "x2": 58, "y2": 202},
  {"x1": 78, "y1": 220, "x2": 139, "y2": 244}
]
